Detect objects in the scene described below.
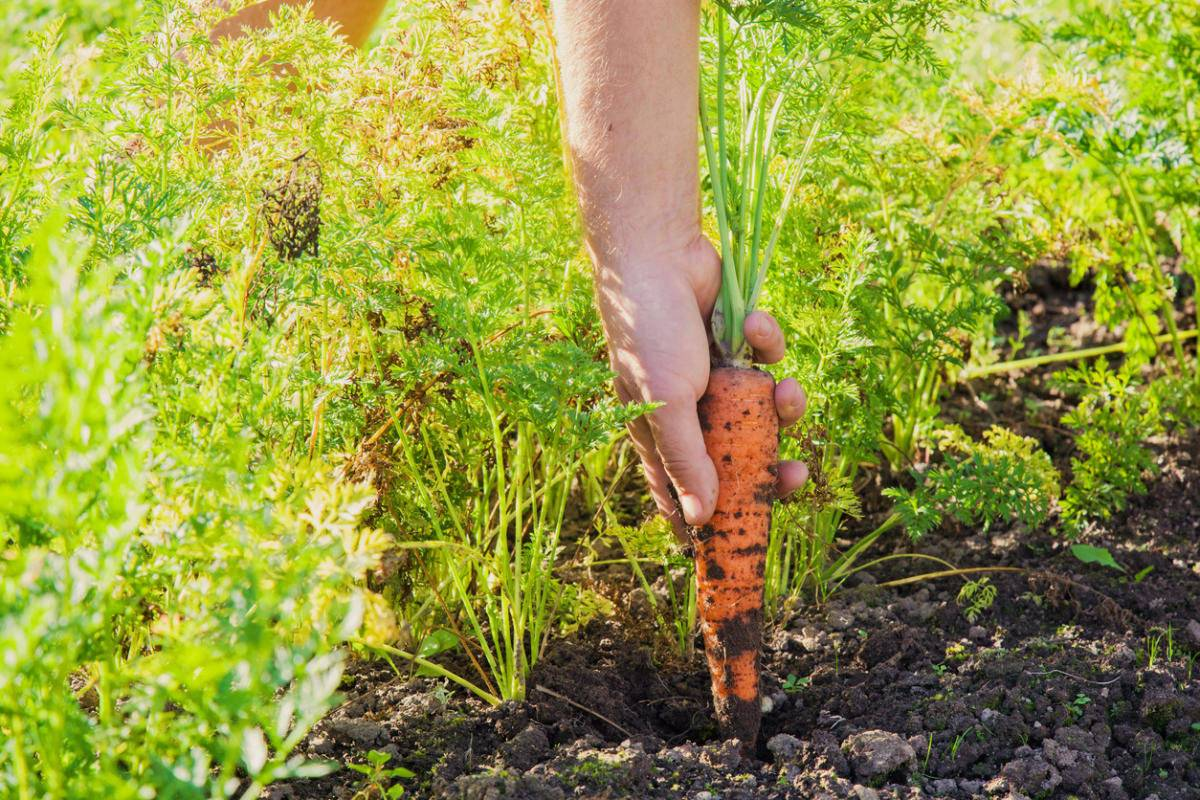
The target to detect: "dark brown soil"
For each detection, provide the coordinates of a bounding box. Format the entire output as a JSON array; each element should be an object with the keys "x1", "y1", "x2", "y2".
[{"x1": 270, "y1": 268, "x2": 1200, "y2": 800}]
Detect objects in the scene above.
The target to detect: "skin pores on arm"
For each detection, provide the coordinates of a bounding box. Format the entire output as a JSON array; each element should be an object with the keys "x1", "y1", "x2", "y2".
[{"x1": 550, "y1": 0, "x2": 704, "y2": 269}]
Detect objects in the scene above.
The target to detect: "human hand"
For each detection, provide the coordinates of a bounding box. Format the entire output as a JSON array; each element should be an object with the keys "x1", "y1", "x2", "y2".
[{"x1": 594, "y1": 234, "x2": 809, "y2": 535}]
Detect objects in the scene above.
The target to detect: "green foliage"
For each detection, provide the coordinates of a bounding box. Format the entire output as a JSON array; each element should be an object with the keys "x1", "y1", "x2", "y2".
[
  {"x1": 348, "y1": 750, "x2": 415, "y2": 800},
  {"x1": 759, "y1": 5, "x2": 1066, "y2": 599},
  {"x1": 956, "y1": 577, "x2": 997, "y2": 623},
  {"x1": 0, "y1": 217, "x2": 367, "y2": 798},
  {"x1": 701, "y1": 0, "x2": 979, "y2": 362},
  {"x1": 1056, "y1": 360, "x2": 1161, "y2": 534},
  {"x1": 886, "y1": 426, "x2": 1061, "y2": 539},
  {"x1": 1070, "y1": 543, "x2": 1125, "y2": 572},
  {"x1": 2, "y1": 0, "x2": 1200, "y2": 791},
  {"x1": 0, "y1": 0, "x2": 615, "y2": 791}
]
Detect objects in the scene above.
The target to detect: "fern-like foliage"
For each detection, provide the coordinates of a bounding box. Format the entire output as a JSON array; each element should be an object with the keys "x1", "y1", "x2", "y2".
[{"x1": 886, "y1": 425, "x2": 1061, "y2": 539}]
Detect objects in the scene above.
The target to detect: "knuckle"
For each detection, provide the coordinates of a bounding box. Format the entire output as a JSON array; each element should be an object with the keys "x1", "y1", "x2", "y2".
[{"x1": 643, "y1": 381, "x2": 694, "y2": 409}]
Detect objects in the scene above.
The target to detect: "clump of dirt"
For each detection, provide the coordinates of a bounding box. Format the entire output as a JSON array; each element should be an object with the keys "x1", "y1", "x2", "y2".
[
  {"x1": 186, "y1": 246, "x2": 220, "y2": 286},
  {"x1": 262, "y1": 152, "x2": 322, "y2": 261}
]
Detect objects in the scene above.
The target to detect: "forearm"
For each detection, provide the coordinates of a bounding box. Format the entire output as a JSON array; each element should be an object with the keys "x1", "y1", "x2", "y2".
[
  {"x1": 211, "y1": 0, "x2": 388, "y2": 47},
  {"x1": 551, "y1": 0, "x2": 703, "y2": 271}
]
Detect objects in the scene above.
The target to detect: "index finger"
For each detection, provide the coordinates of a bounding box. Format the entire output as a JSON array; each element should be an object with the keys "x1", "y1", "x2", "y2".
[{"x1": 744, "y1": 310, "x2": 786, "y2": 365}]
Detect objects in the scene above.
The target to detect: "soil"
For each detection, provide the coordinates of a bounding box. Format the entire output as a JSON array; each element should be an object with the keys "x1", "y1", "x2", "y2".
[{"x1": 273, "y1": 267, "x2": 1200, "y2": 800}]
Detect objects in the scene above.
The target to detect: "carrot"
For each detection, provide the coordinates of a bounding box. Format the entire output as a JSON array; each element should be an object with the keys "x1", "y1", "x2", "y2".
[
  {"x1": 689, "y1": 364, "x2": 778, "y2": 752},
  {"x1": 691, "y1": 0, "x2": 802, "y2": 753}
]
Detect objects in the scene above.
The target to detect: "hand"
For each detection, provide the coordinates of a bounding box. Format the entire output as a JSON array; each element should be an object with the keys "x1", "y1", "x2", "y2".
[{"x1": 595, "y1": 234, "x2": 809, "y2": 535}]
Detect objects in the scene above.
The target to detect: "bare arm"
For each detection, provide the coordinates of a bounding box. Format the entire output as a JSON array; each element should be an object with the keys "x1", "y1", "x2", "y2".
[
  {"x1": 552, "y1": 0, "x2": 702, "y2": 266},
  {"x1": 551, "y1": 1, "x2": 808, "y2": 529},
  {"x1": 211, "y1": 0, "x2": 388, "y2": 48}
]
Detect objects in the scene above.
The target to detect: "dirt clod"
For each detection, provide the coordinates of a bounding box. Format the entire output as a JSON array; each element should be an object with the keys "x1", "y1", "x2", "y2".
[{"x1": 843, "y1": 730, "x2": 916, "y2": 780}]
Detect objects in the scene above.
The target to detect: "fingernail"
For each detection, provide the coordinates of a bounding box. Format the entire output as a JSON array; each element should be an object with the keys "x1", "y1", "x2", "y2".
[{"x1": 679, "y1": 493, "x2": 703, "y2": 525}]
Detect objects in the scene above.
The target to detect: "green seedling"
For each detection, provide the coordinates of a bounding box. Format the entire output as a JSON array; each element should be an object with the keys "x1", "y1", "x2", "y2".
[
  {"x1": 782, "y1": 673, "x2": 811, "y2": 693},
  {"x1": 349, "y1": 750, "x2": 416, "y2": 800}
]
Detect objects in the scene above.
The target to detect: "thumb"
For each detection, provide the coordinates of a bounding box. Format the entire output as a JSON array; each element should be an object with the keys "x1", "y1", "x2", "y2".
[{"x1": 646, "y1": 394, "x2": 719, "y2": 526}]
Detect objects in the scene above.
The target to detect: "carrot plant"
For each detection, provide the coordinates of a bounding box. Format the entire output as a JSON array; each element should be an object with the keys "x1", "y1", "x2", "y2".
[
  {"x1": 1039, "y1": 0, "x2": 1198, "y2": 369},
  {"x1": 693, "y1": 0, "x2": 983, "y2": 747},
  {"x1": 0, "y1": 1, "x2": 596, "y2": 791},
  {"x1": 4, "y1": 0, "x2": 1200, "y2": 791},
  {"x1": 698, "y1": 0, "x2": 1053, "y2": 607}
]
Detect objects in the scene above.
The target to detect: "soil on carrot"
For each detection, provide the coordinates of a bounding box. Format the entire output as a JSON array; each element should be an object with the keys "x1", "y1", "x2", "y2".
[{"x1": 273, "y1": 273, "x2": 1200, "y2": 800}]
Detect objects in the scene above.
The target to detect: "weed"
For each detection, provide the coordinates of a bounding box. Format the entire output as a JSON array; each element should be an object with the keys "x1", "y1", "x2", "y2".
[
  {"x1": 887, "y1": 426, "x2": 1060, "y2": 540},
  {"x1": 1069, "y1": 693, "x2": 1092, "y2": 722},
  {"x1": 782, "y1": 673, "x2": 811, "y2": 693},
  {"x1": 1056, "y1": 361, "x2": 1163, "y2": 534},
  {"x1": 949, "y1": 727, "x2": 974, "y2": 761},
  {"x1": 1144, "y1": 625, "x2": 1178, "y2": 669},
  {"x1": 348, "y1": 750, "x2": 415, "y2": 800},
  {"x1": 957, "y1": 578, "x2": 997, "y2": 623}
]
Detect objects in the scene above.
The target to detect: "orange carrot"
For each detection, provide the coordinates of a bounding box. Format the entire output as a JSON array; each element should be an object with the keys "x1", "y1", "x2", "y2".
[{"x1": 689, "y1": 364, "x2": 778, "y2": 753}]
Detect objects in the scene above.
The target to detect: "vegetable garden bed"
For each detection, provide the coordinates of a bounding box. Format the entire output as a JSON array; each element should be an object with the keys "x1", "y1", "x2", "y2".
[
  {"x1": 4, "y1": 3, "x2": 1200, "y2": 799},
  {"x1": 279, "y1": 280, "x2": 1200, "y2": 799},
  {"x1": 282, "y1": 431, "x2": 1200, "y2": 799}
]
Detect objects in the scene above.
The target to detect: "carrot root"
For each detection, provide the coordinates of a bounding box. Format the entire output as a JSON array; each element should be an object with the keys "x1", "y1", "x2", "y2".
[{"x1": 689, "y1": 365, "x2": 778, "y2": 753}]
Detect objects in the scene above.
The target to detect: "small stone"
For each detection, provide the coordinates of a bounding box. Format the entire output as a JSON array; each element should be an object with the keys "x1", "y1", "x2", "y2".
[
  {"x1": 695, "y1": 793, "x2": 715, "y2": 800},
  {"x1": 797, "y1": 624, "x2": 824, "y2": 652},
  {"x1": 1102, "y1": 775, "x2": 1128, "y2": 800},
  {"x1": 452, "y1": 773, "x2": 564, "y2": 800},
  {"x1": 767, "y1": 733, "x2": 802, "y2": 764},
  {"x1": 844, "y1": 730, "x2": 916, "y2": 779},
  {"x1": 760, "y1": 694, "x2": 775, "y2": 714},
  {"x1": 1052, "y1": 725, "x2": 1099, "y2": 754},
  {"x1": 981, "y1": 708, "x2": 1002, "y2": 725},
  {"x1": 968, "y1": 625, "x2": 988, "y2": 641},
  {"x1": 306, "y1": 733, "x2": 336, "y2": 757},
  {"x1": 853, "y1": 786, "x2": 880, "y2": 800},
  {"x1": 1186, "y1": 619, "x2": 1200, "y2": 648},
  {"x1": 660, "y1": 743, "x2": 698, "y2": 764},
  {"x1": 895, "y1": 596, "x2": 936, "y2": 623},
  {"x1": 908, "y1": 734, "x2": 929, "y2": 756},
  {"x1": 573, "y1": 746, "x2": 651, "y2": 783}
]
